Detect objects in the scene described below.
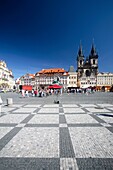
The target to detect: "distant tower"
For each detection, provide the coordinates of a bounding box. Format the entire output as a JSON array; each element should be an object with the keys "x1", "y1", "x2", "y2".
[
  {"x1": 77, "y1": 44, "x2": 84, "y2": 76},
  {"x1": 89, "y1": 43, "x2": 98, "y2": 75}
]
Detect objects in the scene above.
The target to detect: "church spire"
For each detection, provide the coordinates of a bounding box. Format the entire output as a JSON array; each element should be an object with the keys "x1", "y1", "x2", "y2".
[
  {"x1": 78, "y1": 42, "x2": 84, "y2": 57},
  {"x1": 90, "y1": 40, "x2": 97, "y2": 56}
]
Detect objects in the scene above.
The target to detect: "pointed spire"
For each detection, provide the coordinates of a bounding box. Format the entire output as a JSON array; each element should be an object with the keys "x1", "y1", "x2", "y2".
[
  {"x1": 90, "y1": 40, "x2": 96, "y2": 55},
  {"x1": 78, "y1": 41, "x2": 83, "y2": 56}
]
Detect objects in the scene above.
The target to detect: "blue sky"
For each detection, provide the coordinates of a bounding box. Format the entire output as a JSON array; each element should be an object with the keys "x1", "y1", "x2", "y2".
[{"x1": 0, "y1": 0, "x2": 113, "y2": 79}]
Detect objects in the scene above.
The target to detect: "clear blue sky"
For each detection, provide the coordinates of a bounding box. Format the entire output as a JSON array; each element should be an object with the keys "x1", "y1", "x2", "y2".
[{"x1": 0, "y1": 0, "x2": 113, "y2": 79}]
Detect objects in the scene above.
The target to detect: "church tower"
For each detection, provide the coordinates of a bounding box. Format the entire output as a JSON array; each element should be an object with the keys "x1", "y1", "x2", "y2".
[
  {"x1": 89, "y1": 43, "x2": 98, "y2": 75},
  {"x1": 76, "y1": 42, "x2": 99, "y2": 88},
  {"x1": 77, "y1": 44, "x2": 84, "y2": 76}
]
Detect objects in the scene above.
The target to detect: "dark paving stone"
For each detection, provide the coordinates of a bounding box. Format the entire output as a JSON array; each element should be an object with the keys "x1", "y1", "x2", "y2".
[
  {"x1": 65, "y1": 113, "x2": 86, "y2": 115},
  {"x1": 90, "y1": 114, "x2": 106, "y2": 123},
  {"x1": 60, "y1": 127, "x2": 75, "y2": 158},
  {"x1": 25, "y1": 124, "x2": 59, "y2": 127},
  {"x1": 34, "y1": 108, "x2": 41, "y2": 113},
  {"x1": 0, "y1": 158, "x2": 60, "y2": 170},
  {"x1": 0, "y1": 127, "x2": 22, "y2": 151},
  {"x1": 59, "y1": 108, "x2": 64, "y2": 113},
  {"x1": 59, "y1": 103, "x2": 62, "y2": 107},
  {"x1": 59, "y1": 115, "x2": 66, "y2": 124},
  {"x1": 106, "y1": 127, "x2": 113, "y2": 133},
  {"x1": 82, "y1": 108, "x2": 89, "y2": 112},
  {"x1": 76, "y1": 158, "x2": 113, "y2": 170},
  {"x1": 21, "y1": 115, "x2": 34, "y2": 123},
  {"x1": 0, "y1": 123, "x2": 17, "y2": 127},
  {"x1": 68, "y1": 123, "x2": 102, "y2": 127},
  {"x1": 0, "y1": 114, "x2": 6, "y2": 118}
]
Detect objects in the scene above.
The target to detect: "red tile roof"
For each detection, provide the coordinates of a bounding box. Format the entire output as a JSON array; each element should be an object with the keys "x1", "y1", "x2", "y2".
[{"x1": 38, "y1": 68, "x2": 66, "y2": 74}]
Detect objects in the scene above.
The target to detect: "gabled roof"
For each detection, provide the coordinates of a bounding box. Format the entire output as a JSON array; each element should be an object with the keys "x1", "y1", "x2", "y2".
[{"x1": 37, "y1": 68, "x2": 66, "y2": 74}]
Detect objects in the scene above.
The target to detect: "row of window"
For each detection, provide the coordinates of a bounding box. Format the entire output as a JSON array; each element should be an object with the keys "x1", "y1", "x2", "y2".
[
  {"x1": 69, "y1": 76, "x2": 77, "y2": 79},
  {"x1": 97, "y1": 82, "x2": 112, "y2": 85},
  {"x1": 81, "y1": 82, "x2": 96, "y2": 84},
  {"x1": 69, "y1": 81, "x2": 76, "y2": 84}
]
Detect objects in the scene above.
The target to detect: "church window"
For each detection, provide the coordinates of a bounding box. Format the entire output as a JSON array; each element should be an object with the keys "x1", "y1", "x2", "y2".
[
  {"x1": 80, "y1": 60, "x2": 82, "y2": 65},
  {"x1": 93, "y1": 59, "x2": 95, "y2": 64}
]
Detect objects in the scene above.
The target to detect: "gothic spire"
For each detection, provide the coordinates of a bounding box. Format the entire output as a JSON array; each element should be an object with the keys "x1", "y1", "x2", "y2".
[
  {"x1": 90, "y1": 42, "x2": 96, "y2": 56},
  {"x1": 78, "y1": 42, "x2": 84, "y2": 57}
]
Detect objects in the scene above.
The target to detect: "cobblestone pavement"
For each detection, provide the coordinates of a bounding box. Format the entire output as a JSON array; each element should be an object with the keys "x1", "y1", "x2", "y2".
[{"x1": 0, "y1": 92, "x2": 113, "y2": 169}]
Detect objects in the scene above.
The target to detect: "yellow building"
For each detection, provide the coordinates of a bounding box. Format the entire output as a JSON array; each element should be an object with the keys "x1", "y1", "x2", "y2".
[
  {"x1": 0, "y1": 60, "x2": 15, "y2": 90},
  {"x1": 97, "y1": 72, "x2": 113, "y2": 91}
]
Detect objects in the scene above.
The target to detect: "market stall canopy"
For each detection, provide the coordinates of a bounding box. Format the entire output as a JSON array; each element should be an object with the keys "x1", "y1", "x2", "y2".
[{"x1": 48, "y1": 84, "x2": 62, "y2": 89}]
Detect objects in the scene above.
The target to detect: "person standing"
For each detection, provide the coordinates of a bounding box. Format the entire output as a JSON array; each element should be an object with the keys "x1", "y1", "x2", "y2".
[
  {"x1": 22, "y1": 89, "x2": 25, "y2": 97},
  {"x1": 25, "y1": 90, "x2": 29, "y2": 97}
]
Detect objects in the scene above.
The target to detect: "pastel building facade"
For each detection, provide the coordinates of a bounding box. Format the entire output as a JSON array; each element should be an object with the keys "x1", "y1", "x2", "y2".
[
  {"x1": 67, "y1": 66, "x2": 77, "y2": 89},
  {"x1": 97, "y1": 72, "x2": 113, "y2": 91},
  {"x1": 0, "y1": 60, "x2": 15, "y2": 90}
]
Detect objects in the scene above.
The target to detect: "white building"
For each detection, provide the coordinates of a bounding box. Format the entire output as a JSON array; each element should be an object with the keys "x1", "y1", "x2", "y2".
[
  {"x1": 67, "y1": 66, "x2": 77, "y2": 89},
  {"x1": 0, "y1": 60, "x2": 15, "y2": 90},
  {"x1": 97, "y1": 72, "x2": 113, "y2": 91},
  {"x1": 19, "y1": 73, "x2": 35, "y2": 86}
]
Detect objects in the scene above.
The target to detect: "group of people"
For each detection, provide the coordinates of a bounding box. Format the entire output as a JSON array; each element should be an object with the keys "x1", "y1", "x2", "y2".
[{"x1": 21, "y1": 88, "x2": 62, "y2": 98}]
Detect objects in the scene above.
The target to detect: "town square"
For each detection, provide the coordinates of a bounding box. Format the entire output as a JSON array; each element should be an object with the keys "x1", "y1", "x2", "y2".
[
  {"x1": 0, "y1": 0, "x2": 113, "y2": 169},
  {"x1": 0, "y1": 91, "x2": 113, "y2": 169}
]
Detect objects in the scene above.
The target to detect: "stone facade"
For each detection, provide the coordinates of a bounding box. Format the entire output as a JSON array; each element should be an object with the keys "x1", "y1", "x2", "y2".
[
  {"x1": 77, "y1": 44, "x2": 98, "y2": 88},
  {"x1": 35, "y1": 68, "x2": 68, "y2": 89},
  {"x1": 97, "y1": 72, "x2": 113, "y2": 91},
  {"x1": 0, "y1": 60, "x2": 15, "y2": 90}
]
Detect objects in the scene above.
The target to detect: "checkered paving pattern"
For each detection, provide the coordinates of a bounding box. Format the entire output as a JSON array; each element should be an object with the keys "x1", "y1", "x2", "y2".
[{"x1": 0, "y1": 103, "x2": 113, "y2": 169}]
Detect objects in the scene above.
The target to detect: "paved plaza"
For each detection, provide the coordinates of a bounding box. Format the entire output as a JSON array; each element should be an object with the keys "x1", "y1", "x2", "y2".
[{"x1": 0, "y1": 92, "x2": 113, "y2": 169}]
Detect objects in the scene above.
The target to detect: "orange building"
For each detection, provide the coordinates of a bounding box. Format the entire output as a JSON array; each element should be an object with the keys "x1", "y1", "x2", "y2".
[{"x1": 35, "y1": 68, "x2": 68, "y2": 89}]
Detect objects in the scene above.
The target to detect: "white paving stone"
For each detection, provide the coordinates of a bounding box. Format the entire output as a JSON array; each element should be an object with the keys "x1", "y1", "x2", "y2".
[
  {"x1": 86, "y1": 107, "x2": 111, "y2": 113},
  {"x1": 62, "y1": 104, "x2": 79, "y2": 107},
  {"x1": 59, "y1": 112, "x2": 64, "y2": 115},
  {"x1": 24, "y1": 105, "x2": 41, "y2": 108},
  {"x1": 13, "y1": 108, "x2": 37, "y2": 113},
  {"x1": 43, "y1": 104, "x2": 59, "y2": 107},
  {"x1": 0, "y1": 127, "x2": 14, "y2": 140},
  {"x1": 97, "y1": 116, "x2": 113, "y2": 124},
  {"x1": 38, "y1": 108, "x2": 59, "y2": 113},
  {"x1": 63, "y1": 108, "x2": 85, "y2": 113},
  {"x1": 60, "y1": 158, "x2": 78, "y2": 170},
  {"x1": 59, "y1": 124, "x2": 68, "y2": 128},
  {"x1": 28, "y1": 115, "x2": 59, "y2": 124},
  {"x1": 69, "y1": 127, "x2": 113, "y2": 158},
  {"x1": 1, "y1": 107, "x2": 15, "y2": 112},
  {"x1": 107, "y1": 107, "x2": 113, "y2": 111},
  {"x1": 8, "y1": 104, "x2": 23, "y2": 107},
  {"x1": 97, "y1": 104, "x2": 113, "y2": 107},
  {"x1": 80, "y1": 104, "x2": 97, "y2": 107},
  {"x1": 101, "y1": 123, "x2": 112, "y2": 127},
  {"x1": 0, "y1": 127, "x2": 59, "y2": 158},
  {"x1": 0, "y1": 114, "x2": 29, "y2": 123},
  {"x1": 16, "y1": 123, "x2": 26, "y2": 127},
  {"x1": 65, "y1": 114, "x2": 98, "y2": 124}
]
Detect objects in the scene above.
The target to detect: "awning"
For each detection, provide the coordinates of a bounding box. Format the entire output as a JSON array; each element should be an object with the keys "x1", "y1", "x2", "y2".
[{"x1": 48, "y1": 84, "x2": 62, "y2": 89}]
